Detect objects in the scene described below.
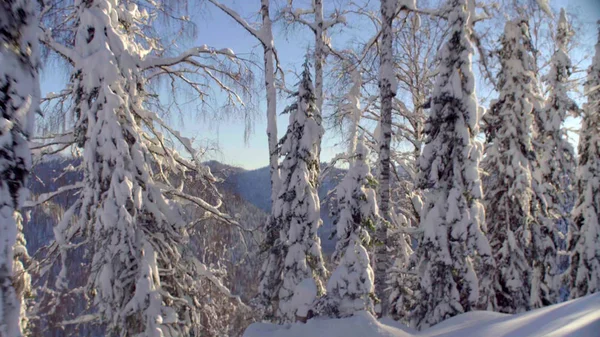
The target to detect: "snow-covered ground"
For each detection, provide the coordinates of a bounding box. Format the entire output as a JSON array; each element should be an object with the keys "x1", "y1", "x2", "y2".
[{"x1": 244, "y1": 293, "x2": 600, "y2": 337}]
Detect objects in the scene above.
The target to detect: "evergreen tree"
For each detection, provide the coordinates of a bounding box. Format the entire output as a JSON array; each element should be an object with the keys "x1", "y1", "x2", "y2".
[
  {"x1": 0, "y1": 0, "x2": 39, "y2": 335},
  {"x1": 531, "y1": 8, "x2": 577, "y2": 308},
  {"x1": 323, "y1": 138, "x2": 377, "y2": 317},
  {"x1": 276, "y1": 61, "x2": 327, "y2": 322},
  {"x1": 47, "y1": 1, "x2": 243, "y2": 335},
  {"x1": 321, "y1": 70, "x2": 377, "y2": 317},
  {"x1": 386, "y1": 211, "x2": 417, "y2": 323},
  {"x1": 568, "y1": 22, "x2": 600, "y2": 299},
  {"x1": 411, "y1": 0, "x2": 494, "y2": 328},
  {"x1": 483, "y1": 19, "x2": 542, "y2": 314},
  {"x1": 257, "y1": 219, "x2": 285, "y2": 321}
]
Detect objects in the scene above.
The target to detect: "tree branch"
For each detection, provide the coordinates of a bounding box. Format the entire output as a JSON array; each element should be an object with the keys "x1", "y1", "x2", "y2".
[
  {"x1": 207, "y1": 0, "x2": 264, "y2": 44},
  {"x1": 141, "y1": 46, "x2": 237, "y2": 70}
]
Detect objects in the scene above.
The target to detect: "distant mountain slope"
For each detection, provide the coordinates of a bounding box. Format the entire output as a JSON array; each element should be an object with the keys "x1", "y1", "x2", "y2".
[{"x1": 205, "y1": 161, "x2": 345, "y2": 253}]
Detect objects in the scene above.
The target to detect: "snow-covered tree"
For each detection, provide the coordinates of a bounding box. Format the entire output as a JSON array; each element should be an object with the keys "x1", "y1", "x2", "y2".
[
  {"x1": 389, "y1": 5, "x2": 442, "y2": 230},
  {"x1": 319, "y1": 70, "x2": 377, "y2": 318},
  {"x1": 538, "y1": 9, "x2": 577, "y2": 224},
  {"x1": 530, "y1": 8, "x2": 577, "y2": 308},
  {"x1": 35, "y1": 1, "x2": 247, "y2": 335},
  {"x1": 0, "y1": 0, "x2": 39, "y2": 335},
  {"x1": 386, "y1": 210, "x2": 417, "y2": 322},
  {"x1": 411, "y1": 0, "x2": 494, "y2": 328},
  {"x1": 386, "y1": 4, "x2": 443, "y2": 321},
  {"x1": 323, "y1": 138, "x2": 377, "y2": 317},
  {"x1": 483, "y1": 19, "x2": 542, "y2": 314},
  {"x1": 568, "y1": 22, "x2": 600, "y2": 299},
  {"x1": 275, "y1": 61, "x2": 327, "y2": 322}
]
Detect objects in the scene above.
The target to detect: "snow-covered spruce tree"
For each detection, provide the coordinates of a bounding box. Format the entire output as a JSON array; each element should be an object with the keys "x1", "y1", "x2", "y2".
[
  {"x1": 411, "y1": 0, "x2": 495, "y2": 329},
  {"x1": 275, "y1": 61, "x2": 327, "y2": 323},
  {"x1": 541, "y1": 8, "x2": 578, "y2": 242},
  {"x1": 0, "y1": 0, "x2": 39, "y2": 335},
  {"x1": 385, "y1": 4, "x2": 439, "y2": 321},
  {"x1": 483, "y1": 19, "x2": 542, "y2": 314},
  {"x1": 568, "y1": 22, "x2": 600, "y2": 299},
  {"x1": 318, "y1": 69, "x2": 377, "y2": 318},
  {"x1": 386, "y1": 210, "x2": 417, "y2": 323},
  {"x1": 530, "y1": 8, "x2": 578, "y2": 308},
  {"x1": 323, "y1": 138, "x2": 377, "y2": 317},
  {"x1": 39, "y1": 1, "x2": 245, "y2": 336}
]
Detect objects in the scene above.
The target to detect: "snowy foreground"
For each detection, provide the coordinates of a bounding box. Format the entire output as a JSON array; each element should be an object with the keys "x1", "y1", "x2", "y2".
[{"x1": 244, "y1": 293, "x2": 600, "y2": 337}]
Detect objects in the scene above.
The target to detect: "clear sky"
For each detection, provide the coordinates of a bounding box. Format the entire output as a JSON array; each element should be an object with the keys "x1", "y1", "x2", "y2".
[
  {"x1": 40, "y1": 0, "x2": 600, "y2": 170},
  {"x1": 170, "y1": 0, "x2": 359, "y2": 170}
]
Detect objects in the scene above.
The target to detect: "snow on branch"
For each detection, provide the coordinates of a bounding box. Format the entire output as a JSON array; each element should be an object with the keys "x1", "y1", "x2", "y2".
[
  {"x1": 281, "y1": 6, "x2": 317, "y2": 32},
  {"x1": 208, "y1": 0, "x2": 285, "y2": 79},
  {"x1": 141, "y1": 45, "x2": 237, "y2": 70},
  {"x1": 40, "y1": 28, "x2": 78, "y2": 64},
  {"x1": 60, "y1": 314, "x2": 100, "y2": 327},
  {"x1": 190, "y1": 257, "x2": 247, "y2": 306},
  {"x1": 164, "y1": 189, "x2": 251, "y2": 234},
  {"x1": 23, "y1": 183, "x2": 84, "y2": 208}
]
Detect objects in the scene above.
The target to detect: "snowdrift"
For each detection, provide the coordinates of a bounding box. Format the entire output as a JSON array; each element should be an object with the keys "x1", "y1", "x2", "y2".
[{"x1": 244, "y1": 293, "x2": 600, "y2": 337}]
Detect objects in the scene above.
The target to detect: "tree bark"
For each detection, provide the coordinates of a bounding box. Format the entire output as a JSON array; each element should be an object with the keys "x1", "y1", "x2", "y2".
[
  {"x1": 375, "y1": 0, "x2": 397, "y2": 316},
  {"x1": 314, "y1": 0, "x2": 325, "y2": 161},
  {"x1": 261, "y1": 0, "x2": 281, "y2": 203}
]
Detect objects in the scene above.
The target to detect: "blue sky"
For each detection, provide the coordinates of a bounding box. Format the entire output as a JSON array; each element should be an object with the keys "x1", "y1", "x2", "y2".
[
  {"x1": 170, "y1": 0, "x2": 361, "y2": 170},
  {"x1": 40, "y1": 0, "x2": 600, "y2": 170}
]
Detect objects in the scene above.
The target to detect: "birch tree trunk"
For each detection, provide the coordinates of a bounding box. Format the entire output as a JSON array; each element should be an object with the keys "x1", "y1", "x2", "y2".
[
  {"x1": 208, "y1": 0, "x2": 285, "y2": 319},
  {"x1": 314, "y1": 0, "x2": 325, "y2": 118},
  {"x1": 375, "y1": 0, "x2": 397, "y2": 316},
  {"x1": 262, "y1": 0, "x2": 281, "y2": 202},
  {"x1": 314, "y1": 0, "x2": 325, "y2": 161}
]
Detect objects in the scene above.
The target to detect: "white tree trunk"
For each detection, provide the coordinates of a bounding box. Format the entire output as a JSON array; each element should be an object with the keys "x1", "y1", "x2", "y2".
[
  {"x1": 314, "y1": 0, "x2": 325, "y2": 116},
  {"x1": 375, "y1": 0, "x2": 397, "y2": 316},
  {"x1": 262, "y1": 0, "x2": 281, "y2": 203},
  {"x1": 314, "y1": 0, "x2": 325, "y2": 160}
]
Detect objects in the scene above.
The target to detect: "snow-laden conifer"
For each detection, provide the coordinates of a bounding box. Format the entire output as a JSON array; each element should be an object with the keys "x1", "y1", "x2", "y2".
[
  {"x1": 257, "y1": 221, "x2": 285, "y2": 321},
  {"x1": 320, "y1": 70, "x2": 377, "y2": 317},
  {"x1": 530, "y1": 8, "x2": 578, "y2": 308},
  {"x1": 387, "y1": 211, "x2": 417, "y2": 323},
  {"x1": 539, "y1": 9, "x2": 578, "y2": 228},
  {"x1": 568, "y1": 22, "x2": 600, "y2": 299},
  {"x1": 0, "y1": 0, "x2": 39, "y2": 335},
  {"x1": 483, "y1": 19, "x2": 542, "y2": 314},
  {"x1": 325, "y1": 138, "x2": 377, "y2": 317},
  {"x1": 275, "y1": 61, "x2": 327, "y2": 322},
  {"x1": 411, "y1": 0, "x2": 494, "y2": 328},
  {"x1": 40, "y1": 1, "x2": 245, "y2": 335}
]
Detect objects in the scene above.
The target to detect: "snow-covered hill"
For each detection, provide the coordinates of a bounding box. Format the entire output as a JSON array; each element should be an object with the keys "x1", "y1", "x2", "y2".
[{"x1": 243, "y1": 293, "x2": 600, "y2": 337}]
